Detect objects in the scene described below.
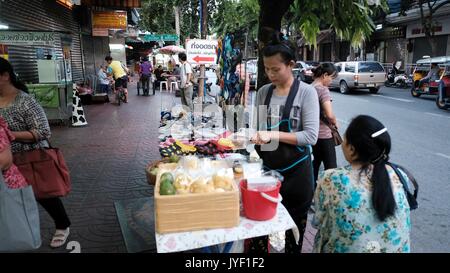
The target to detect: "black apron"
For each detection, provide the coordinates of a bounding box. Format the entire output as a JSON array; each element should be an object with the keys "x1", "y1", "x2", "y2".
[{"x1": 255, "y1": 79, "x2": 314, "y2": 216}]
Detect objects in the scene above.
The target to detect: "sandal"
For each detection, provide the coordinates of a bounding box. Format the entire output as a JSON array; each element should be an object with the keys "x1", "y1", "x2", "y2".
[{"x1": 50, "y1": 228, "x2": 70, "y2": 248}]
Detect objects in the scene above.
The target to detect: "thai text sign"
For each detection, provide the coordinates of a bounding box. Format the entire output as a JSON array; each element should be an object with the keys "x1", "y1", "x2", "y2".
[
  {"x1": 186, "y1": 39, "x2": 218, "y2": 65},
  {"x1": 92, "y1": 11, "x2": 127, "y2": 30},
  {"x1": 143, "y1": 34, "x2": 179, "y2": 42},
  {"x1": 0, "y1": 31, "x2": 57, "y2": 46}
]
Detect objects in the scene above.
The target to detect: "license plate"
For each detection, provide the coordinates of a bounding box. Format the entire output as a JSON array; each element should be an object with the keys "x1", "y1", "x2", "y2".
[{"x1": 366, "y1": 84, "x2": 375, "y2": 87}]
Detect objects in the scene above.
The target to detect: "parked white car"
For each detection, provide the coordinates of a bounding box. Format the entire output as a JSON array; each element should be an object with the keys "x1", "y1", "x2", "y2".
[{"x1": 330, "y1": 61, "x2": 386, "y2": 94}]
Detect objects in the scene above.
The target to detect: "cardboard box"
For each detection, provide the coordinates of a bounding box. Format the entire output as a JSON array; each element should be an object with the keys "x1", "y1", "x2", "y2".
[{"x1": 154, "y1": 163, "x2": 240, "y2": 234}]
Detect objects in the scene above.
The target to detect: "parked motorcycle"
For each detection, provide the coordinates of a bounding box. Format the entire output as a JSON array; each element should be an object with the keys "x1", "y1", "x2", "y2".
[{"x1": 385, "y1": 69, "x2": 410, "y2": 88}]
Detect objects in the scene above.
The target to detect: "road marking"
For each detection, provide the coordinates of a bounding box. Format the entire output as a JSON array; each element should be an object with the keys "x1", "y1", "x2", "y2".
[
  {"x1": 436, "y1": 153, "x2": 450, "y2": 160},
  {"x1": 425, "y1": 112, "x2": 450, "y2": 119},
  {"x1": 370, "y1": 94, "x2": 414, "y2": 103}
]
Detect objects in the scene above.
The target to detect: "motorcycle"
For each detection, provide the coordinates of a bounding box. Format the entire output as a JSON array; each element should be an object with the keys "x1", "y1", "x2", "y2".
[{"x1": 385, "y1": 69, "x2": 410, "y2": 88}]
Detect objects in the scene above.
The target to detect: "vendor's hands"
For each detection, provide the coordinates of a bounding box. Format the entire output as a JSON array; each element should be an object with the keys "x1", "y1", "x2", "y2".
[{"x1": 250, "y1": 131, "x2": 273, "y2": 145}]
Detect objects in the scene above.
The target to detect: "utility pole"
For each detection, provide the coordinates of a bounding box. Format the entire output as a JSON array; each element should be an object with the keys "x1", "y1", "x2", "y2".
[
  {"x1": 198, "y1": 0, "x2": 208, "y2": 99},
  {"x1": 174, "y1": 6, "x2": 181, "y2": 46}
]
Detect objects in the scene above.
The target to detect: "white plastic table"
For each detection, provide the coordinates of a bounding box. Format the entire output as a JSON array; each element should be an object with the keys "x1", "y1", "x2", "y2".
[{"x1": 155, "y1": 203, "x2": 296, "y2": 253}]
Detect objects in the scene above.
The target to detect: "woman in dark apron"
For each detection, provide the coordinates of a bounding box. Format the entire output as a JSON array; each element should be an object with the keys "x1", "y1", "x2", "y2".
[{"x1": 249, "y1": 33, "x2": 319, "y2": 253}]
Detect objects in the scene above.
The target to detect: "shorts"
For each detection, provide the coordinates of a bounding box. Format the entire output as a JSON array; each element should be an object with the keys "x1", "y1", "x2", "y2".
[{"x1": 115, "y1": 76, "x2": 128, "y2": 89}]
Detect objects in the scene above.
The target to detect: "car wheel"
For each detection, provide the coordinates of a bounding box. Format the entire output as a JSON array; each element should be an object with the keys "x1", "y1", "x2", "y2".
[
  {"x1": 436, "y1": 96, "x2": 448, "y2": 110},
  {"x1": 369, "y1": 88, "x2": 379, "y2": 94},
  {"x1": 411, "y1": 86, "x2": 421, "y2": 97},
  {"x1": 340, "y1": 81, "x2": 349, "y2": 94}
]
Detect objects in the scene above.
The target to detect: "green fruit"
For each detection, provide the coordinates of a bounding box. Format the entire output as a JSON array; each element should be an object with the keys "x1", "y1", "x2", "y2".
[
  {"x1": 160, "y1": 180, "x2": 176, "y2": 195},
  {"x1": 160, "y1": 172, "x2": 174, "y2": 184},
  {"x1": 169, "y1": 154, "x2": 180, "y2": 163},
  {"x1": 150, "y1": 167, "x2": 159, "y2": 176}
]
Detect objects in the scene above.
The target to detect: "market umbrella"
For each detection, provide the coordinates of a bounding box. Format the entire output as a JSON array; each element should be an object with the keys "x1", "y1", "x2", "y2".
[{"x1": 159, "y1": 45, "x2": 186, "y2": 55}]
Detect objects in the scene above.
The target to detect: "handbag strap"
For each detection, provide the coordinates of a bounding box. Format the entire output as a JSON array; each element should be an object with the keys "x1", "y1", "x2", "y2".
[{"x1": 386, "y1": 162, "x2": 418, "y2": 198}]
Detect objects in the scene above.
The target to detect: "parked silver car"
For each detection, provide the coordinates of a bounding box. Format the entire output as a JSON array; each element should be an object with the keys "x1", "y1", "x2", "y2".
[{"x1": 330, "y1": 61, "x2": 386, "y2": 94}]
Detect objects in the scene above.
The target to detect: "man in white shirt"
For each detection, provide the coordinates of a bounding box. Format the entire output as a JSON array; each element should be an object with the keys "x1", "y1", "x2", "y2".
[{"x1": 178, "y1": 52, "x2": 194, "y2": 110}]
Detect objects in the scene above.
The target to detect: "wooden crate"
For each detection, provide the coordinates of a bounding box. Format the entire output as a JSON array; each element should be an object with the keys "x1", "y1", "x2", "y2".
[{"x1": 154, "y1": 163, "x2": 240, "y2": 234}]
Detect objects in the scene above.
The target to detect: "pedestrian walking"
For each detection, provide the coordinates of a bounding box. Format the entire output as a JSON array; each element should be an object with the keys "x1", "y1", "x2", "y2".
[
  {"x1": 311, "y1": 63, "x2": 339, "y2": 187},
  {"x1": 249, "y1": 31, "x2": 319, "y2": 253},
  {"x1": 139, "y1": 57, "x2": 153, "y2": 95},
  {"x1": 312, "y1": 115, "x2": 412, "y2": 253},
  {"x1": 178, "y1": 53, "x2": 194, "y2": 111},
  {"x1": 0, "y1": 57, "x2": 72, "y2": 248}
]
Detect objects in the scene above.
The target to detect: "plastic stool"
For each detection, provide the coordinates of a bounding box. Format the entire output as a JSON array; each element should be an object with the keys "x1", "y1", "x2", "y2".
[
  {"x1": 170, "y1": 81, "x2": 178, "y2": 93},
  {"x1": 159, "y1": 81, "x2": 168, "y2": 92}
]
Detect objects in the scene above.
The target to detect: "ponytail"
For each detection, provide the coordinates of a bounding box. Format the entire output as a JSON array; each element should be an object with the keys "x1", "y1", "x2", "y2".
[{"x1": 371, "y1": 153, "x2": 396, "y2": 221}]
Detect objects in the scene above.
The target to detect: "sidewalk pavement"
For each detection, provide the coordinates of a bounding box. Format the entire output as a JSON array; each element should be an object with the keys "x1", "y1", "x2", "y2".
[{"x1": 36, "y1": 81, "x2": 317, "y2": 253}]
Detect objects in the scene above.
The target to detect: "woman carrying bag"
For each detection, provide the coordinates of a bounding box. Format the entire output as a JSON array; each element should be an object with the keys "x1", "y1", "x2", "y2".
[
  {"x1": 0, "y1": 57, "x2": 71, "y2": 249},
  {"x1": 311, "y1": 63, "x2": 340, "y2": 188},
  {"x1": 249, "y1": 32, "x2": 319, "y2": 253}
]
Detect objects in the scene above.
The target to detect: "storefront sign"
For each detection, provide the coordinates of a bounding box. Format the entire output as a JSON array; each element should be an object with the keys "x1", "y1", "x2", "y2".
[
  {"x1": 92, "y1": 11, "x2": 127, "y2": 30},
  {"x1": 92, "y1": 28, "x2": 109, "y2": 37},
  {"x1": 0, "y1": 31, "x2": 57, "y2": 46},
  {"x1": 143, "y1": 34, "x2": 179, "y2": 42},
  {"x1": 407, "y1": 18, "x2": 450, "y2": 39},
  {"x1": 186, "y1": 39, "x2": 218, "y2": 65}
]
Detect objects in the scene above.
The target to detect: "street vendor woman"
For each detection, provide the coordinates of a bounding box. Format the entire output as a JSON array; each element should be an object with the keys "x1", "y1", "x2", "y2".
[{"x1": 250, "y1": 32, "x2": 319, "y2": 253}]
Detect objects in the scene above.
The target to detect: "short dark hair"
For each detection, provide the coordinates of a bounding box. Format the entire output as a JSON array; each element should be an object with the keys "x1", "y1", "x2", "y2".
[
  {"x1": 262, "y1": 30, "x2": 296, "y2": 65},
  {"x1": 0, "y1": 57, "x2": 29, "y2": 93},
  {"x1": 178, "y1": 52, "x2": 187, "y2": 61},
  {"x1": 105, "y1": 56, "x2": 113, "y2": 62}
]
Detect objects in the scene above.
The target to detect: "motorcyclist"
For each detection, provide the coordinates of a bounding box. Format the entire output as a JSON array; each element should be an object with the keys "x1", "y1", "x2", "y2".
[{"x1": 419, "y1": 63, "x2": 440, "y2": 88}]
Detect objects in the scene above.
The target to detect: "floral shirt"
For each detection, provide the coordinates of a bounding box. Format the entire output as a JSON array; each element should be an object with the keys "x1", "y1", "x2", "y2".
[
  {"x1": 312, "y1": 165, "x2": 411, "y2": 253},
  {"x1": 0, "y1": 117, "x2": 27, "y2": 189}
]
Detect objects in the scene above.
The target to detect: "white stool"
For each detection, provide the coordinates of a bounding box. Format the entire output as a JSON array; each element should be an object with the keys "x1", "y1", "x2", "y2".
[
  {"x1": 170, "y1": 81, "x2": 178, "y2": 93},
  {"x1": 159, "y1": 81, "x2": 168, "y2": 92}
]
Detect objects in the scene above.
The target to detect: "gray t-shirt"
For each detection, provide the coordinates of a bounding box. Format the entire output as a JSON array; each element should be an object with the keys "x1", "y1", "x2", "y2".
[{"x1": 253, "y1": 81, "x2": 319, "y2": 146}]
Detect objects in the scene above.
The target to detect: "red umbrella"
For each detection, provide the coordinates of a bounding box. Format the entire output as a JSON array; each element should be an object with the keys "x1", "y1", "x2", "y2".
[{"x1": 159, "y1": 45, "x2": 185, "y2": 55}]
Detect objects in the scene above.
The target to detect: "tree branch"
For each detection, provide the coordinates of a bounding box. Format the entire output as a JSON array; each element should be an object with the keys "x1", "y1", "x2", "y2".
[{"x1": 431, "y1": 0, "x2": 450, "y2": 13}]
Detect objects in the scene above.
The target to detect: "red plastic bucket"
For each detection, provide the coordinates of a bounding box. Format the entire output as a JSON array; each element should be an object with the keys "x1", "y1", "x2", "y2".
[{"x1": 240, "y1": 180, "x2": 282, "y2": 221}]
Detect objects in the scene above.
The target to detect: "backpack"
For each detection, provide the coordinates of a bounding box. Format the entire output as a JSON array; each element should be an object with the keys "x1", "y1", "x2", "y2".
[{"x1": 387, "y1": 162, "x2": 419, "y2": 210}]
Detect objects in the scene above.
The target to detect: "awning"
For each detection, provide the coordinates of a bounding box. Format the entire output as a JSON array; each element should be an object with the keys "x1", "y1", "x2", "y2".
[{"x1": 82, "y1": 0, "x2": 141, "y2": 8}]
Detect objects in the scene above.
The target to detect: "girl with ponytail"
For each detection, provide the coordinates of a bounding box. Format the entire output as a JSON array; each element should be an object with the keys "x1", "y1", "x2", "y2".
[{"x1": 312, "y1": 115, "x2": 411, "y2": 253}]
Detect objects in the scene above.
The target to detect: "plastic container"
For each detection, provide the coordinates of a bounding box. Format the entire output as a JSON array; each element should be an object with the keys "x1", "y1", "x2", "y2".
[{"x1": 240, "y1": 179, "x2": 282, "y2": 221}]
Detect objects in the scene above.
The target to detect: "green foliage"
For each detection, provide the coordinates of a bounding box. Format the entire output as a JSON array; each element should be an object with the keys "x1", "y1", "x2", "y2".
[
  {"x1": 140, "y1": 0, "x2": 217, "y2": 42},
  {"x1": 288, "y1": 0, "x2": 388, "y2": 48},
  {"x1": 212, "y1": 0, "x2": 259, "y2": 36}
]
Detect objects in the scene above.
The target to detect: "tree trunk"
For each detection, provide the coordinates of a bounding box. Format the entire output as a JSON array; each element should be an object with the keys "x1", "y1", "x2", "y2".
[
  {"x1": 174, "y1": 6, "x2": 181, "y2": 46},
  {"x1": 256, "y1": 0, "x2": 294, "y2": 90},
  {"x1": 428, "y1": 37, "x2": 438, "y2": 57}
]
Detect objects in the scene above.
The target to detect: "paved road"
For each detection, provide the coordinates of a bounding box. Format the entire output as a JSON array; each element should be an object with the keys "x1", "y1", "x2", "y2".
[{"x1": 329, "y1": 85, "x2": 450, "y2": 253}]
